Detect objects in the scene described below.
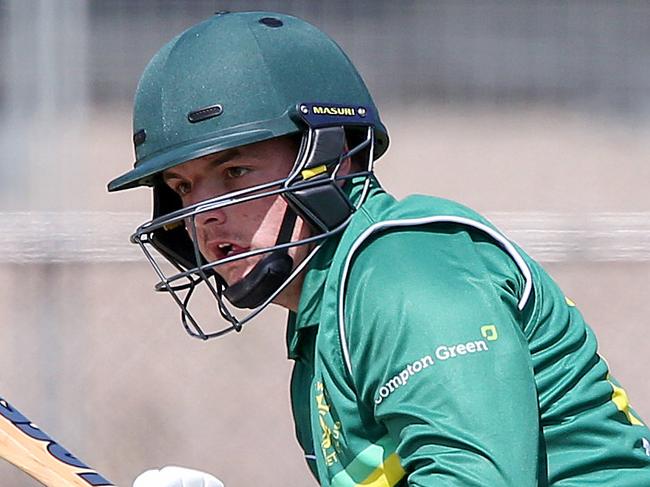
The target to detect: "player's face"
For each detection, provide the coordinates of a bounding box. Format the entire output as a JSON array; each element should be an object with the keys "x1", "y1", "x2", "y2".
[{"x1": 162, "y1": 136, "x2": 310, "y2": 306}]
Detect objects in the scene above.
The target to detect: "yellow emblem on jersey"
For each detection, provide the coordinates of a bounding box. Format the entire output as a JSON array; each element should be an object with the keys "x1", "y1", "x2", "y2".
[{"x1": 480, "y1": 324, "x2": 498, "y2": 341}]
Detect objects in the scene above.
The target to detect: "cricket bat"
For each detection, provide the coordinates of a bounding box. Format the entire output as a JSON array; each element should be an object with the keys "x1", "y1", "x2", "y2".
[{"x1": 0, "y1": 395, "x2": 115, "y2": 486}]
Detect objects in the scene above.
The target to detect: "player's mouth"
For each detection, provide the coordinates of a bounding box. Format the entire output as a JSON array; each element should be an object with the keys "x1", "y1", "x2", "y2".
[
  {"x1": 207, "y1": 241, "x2": 250, "y2": 261},
  {"x1": 206, "y1": 241, "x2": 261, "y2": 286}
]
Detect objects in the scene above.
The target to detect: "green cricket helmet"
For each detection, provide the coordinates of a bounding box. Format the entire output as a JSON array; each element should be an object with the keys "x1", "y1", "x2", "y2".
[{"x1": 107, "y1": 11, "x2": 389, "y2": 339}]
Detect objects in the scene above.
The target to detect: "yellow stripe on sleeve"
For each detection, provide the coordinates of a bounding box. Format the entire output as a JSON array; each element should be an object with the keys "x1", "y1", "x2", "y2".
[
  {"x1": 358, "y1": 452, "x2": 405, "y2": 486},
  {"x1": 609, "y1": 375, "x2": 643, "y2": 426}
]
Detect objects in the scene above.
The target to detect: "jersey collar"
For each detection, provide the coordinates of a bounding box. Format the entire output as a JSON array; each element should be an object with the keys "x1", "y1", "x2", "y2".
[
  {"x1": 286, "y1": 233, "x2": 339, "y2": 359},
  {"x1": 286, "y1": 175, "x2": 381, "y2": 360},
  {"x1": 287, "y1": 177, "x2": 379, "y2": 359}
]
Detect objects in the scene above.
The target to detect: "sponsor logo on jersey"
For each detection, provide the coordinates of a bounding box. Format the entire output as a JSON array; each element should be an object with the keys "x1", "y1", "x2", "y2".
[
  {"x1": 374, "y1": 327, "x2": 498, "y2": 405},
  {"x1": 481, "y1": 324, "x2": 498, "y2": 341}
]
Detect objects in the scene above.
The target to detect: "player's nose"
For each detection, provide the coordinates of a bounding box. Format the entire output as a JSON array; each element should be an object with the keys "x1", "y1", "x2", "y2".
[
  {"x1": 185, "y1": 207, "x2": 227, "y2": 245},
  {"x1": 194, "y1": 207, "x2": 227, "y2": 228}
]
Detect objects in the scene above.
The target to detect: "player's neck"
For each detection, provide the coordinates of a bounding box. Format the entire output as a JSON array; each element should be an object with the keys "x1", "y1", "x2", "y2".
[{"x1": 272, "y1": 272, "x2": 305, "y2": 312}]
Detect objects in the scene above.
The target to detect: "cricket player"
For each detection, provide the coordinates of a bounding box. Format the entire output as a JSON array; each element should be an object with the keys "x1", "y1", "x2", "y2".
[{"x1": 109, "y1": 12, "x2": 650, "y2": 486}]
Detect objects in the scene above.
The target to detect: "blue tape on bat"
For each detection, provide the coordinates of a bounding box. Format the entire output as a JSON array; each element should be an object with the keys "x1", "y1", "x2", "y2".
[{"x1": 0, "y1": 396, "x2": 113, "y2": 486}]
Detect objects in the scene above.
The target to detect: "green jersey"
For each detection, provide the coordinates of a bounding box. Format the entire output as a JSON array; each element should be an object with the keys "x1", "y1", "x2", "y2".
[{"x1": 287, "y1": 179, "x2": 650, "y2": 486}]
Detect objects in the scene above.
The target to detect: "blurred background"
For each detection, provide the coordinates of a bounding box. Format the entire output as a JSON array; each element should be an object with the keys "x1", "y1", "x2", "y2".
[{"x1": 0, "y1": 1, "x2": 649, "y2": 485}]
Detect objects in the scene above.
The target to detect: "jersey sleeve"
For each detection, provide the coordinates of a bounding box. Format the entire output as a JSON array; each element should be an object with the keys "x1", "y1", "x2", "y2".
[{"x1": 342, "y1": 226, "x2": 540, "y2": 486}]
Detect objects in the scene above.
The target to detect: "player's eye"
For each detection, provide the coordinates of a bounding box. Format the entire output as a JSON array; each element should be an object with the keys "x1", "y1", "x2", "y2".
[
  {"x1": 174, "y1": 181, "x2": 191, "y2": 196},
  {"x1": 224, "y1": 166, "x2": 250, "y2": 179}
]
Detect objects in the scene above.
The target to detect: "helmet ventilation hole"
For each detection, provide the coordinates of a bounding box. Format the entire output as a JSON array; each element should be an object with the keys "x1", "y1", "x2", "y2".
[
  {"x1": 187, "y1": 104, "x2": 223, "y2": 123},
  {"x1": 259, "y1": 17, "x2": 283, "y2": 28},
  {"x1": 133, "y1": 129, "x2": 146, "y2": 146}
]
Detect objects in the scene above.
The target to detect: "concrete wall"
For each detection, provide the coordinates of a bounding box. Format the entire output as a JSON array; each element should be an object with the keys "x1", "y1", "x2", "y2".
[{"x1": 0, "y1": 107, "x2": 647, "y2": 486}]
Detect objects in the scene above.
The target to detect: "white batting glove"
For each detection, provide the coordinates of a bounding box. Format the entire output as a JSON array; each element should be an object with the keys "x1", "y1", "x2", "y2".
[{"x1": 133, "y1": 466, "x2": 224, "y2": 487}]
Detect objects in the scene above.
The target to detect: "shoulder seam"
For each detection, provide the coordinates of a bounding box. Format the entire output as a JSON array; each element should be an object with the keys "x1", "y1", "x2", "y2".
[
  {"x1": 358, "y1": 204, "x2": 378, "y2": 225},
  {"x1": 337, "y1": 215, "x2": 533, "y2": 376}
]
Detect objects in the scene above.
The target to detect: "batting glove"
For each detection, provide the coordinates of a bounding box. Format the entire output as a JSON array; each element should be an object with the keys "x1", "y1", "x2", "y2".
[{"x1": 133, "y1": 466, "x2": 224, "y2": 487}]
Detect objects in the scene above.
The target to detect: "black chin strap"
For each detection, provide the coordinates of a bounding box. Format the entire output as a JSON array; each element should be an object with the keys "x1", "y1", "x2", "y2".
[
  {"x1": 274, "y1": 205, "x2": 299, "y2": 246},
  {"x1": 223, "y1": 207, "x2": 298, "y2": 309}
]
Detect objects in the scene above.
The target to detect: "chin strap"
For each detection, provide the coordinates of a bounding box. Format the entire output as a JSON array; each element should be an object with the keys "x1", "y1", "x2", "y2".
[{"x1": 223, "y1": 207, "x2": 298, "y2": 309}]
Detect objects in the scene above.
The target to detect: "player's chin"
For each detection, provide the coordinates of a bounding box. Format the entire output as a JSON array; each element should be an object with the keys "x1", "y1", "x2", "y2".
[{"x1": 218, "y1": 257, "x2": 260, "y2": 287}]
